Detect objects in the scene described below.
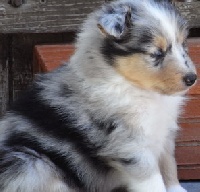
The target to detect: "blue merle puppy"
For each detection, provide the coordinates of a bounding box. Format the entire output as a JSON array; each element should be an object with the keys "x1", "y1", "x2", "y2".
[{"x1": 0, "y1": 0, "x2": 197, "y2": 191}]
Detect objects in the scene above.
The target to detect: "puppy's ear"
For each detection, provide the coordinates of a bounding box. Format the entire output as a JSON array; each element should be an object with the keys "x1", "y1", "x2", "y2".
[{"x1": 97, "y1": 5, "x2": 132, "y2": 39}]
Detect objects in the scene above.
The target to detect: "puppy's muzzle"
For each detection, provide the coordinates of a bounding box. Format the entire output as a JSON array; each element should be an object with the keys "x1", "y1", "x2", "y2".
[{"x1": 183, "y1": 73, "x2": 197, "y2": 86}]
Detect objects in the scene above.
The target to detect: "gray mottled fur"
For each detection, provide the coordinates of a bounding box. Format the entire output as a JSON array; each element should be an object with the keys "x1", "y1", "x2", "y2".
[{"x1": 0, "y1": 0, "x2": 195, "y2": 192}]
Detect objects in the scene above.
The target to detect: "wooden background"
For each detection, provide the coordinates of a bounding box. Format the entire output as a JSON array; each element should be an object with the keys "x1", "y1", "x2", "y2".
[
  {"x1": 0, "y1": 0, "x2": 199, "y2": 116},
  {"x1": 0, "y1": 0, "x2": 199, "y2": 180}
]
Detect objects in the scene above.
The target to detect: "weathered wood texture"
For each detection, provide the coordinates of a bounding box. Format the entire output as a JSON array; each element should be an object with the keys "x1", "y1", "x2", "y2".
[
  {"x1": 10, "y1": 33, "x2": 75, "y2": 102},
  {"x1": 0, "y1": 0, "x2": 105, "y2": 33},
  {"x1": 1, "y1": 33, "x2": 74, "y2": 109},
  {"x1": 0, "y1": 1, "x2": 199, "y2": 33},
  {"x1": 175, "y1": 2, "x2": 200, "y2": 28},
  {"x1": 0, "y1": 32, "x2": 75, "y2": 115},
  {"x1": 0, "y1": 35, "x2": 9, "y2": 116}
]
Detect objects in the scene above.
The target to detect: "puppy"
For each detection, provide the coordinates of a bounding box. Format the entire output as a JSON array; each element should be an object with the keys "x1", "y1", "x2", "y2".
[{"x1": 0, "y1": 0, "x2": 196, "y2": 191}]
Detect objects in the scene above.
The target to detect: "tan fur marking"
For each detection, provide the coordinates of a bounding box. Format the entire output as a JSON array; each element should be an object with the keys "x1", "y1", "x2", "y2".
[
  {"x1": 97, "y1": 24, "x2": 110, "y2": 37},
  {"x1": 154, "y1": 36, "x2": 168, "y2": 52},
  {"x1": 115, "y1": 54, "x2": 187, "y2": 95}
]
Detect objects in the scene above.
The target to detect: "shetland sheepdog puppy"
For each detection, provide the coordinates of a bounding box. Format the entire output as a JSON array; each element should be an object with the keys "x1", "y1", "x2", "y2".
[{"x1": 0, "y1": 0, "x2": 196, "y2": 191}]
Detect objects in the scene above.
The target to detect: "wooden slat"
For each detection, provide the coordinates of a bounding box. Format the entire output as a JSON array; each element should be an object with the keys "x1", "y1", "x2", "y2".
[
  {"x1": 177, "y1": 123, "x2": 200, "y2": 144},
  {"x1": 0, "y1": 35, "x2": 9, "y2": 116},
  {"x1": 181, "y1": 96, "x2": 200, "y2": 119},
  {"x1": 176, "y1": 146, "x2": 200, "y2": 180},
  {"x1": 187, "y1": 39, "x2": 200, "y2": 95},
  {"x1": 0, "y1": 1, "x2": 199, "y2": 33},
  {"x1": 176, "y1": 145, "x2": 200, "y2": 179},
  {"x1": 0, "y1": 0, "x2": 105, "y2": 33},
  {"x1": 34, "y1": 44, "x2": 75, "y2": 72},
  {"x1": 178, "y1": 167, "x2": 200, "y2": 180},
  {"x1": 175, "y1": 2, "x2": 200, "y2": 28},
  {"x1": 176, "y1": 146, "x2": 200, "y2": 166}
]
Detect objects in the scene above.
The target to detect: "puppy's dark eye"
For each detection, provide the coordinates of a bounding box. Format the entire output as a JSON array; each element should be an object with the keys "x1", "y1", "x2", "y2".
[
  {"x1": 150, "y1": 49, "x2": 165, "y2": 66},
  {"x1": 150, "y1": 49, "x2": 165, "y2": 59}
]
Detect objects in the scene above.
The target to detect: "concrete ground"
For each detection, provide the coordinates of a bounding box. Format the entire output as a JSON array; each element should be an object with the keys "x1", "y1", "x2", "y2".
[{"x1": 181, "y1": 182, "x2": 200, "y2": 192}]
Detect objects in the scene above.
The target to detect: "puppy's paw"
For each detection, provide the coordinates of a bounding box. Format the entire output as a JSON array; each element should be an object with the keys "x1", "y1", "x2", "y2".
[
  {"x1": 129, "y1": 173, "x2": 166, "y2": 192},
  {"x1": 167, "y1": 185, "x2": 187, "y2": 192}
]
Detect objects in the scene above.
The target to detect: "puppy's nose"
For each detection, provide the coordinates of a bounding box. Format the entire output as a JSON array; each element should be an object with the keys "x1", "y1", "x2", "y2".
[{"x1": 183, "y1": 73, "x2": 197, "y2": 86}]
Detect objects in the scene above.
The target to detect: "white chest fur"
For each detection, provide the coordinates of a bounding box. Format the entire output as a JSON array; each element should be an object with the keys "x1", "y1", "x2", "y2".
[
  {"x1": 88, "y1": 78, "x2": 185, "y2": 159},
  {"x1": 133, "y1": 94, "x2": 184, "y2": 156}
]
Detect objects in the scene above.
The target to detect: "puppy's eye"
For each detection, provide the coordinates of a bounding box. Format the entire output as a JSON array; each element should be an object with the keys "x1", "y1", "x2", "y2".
[
  {"x1": 150, "y1": 49, "x2": 165, "y2": 59},
  {"x1": 150, "y1": 49, "x2": 165, "y2": 67}
]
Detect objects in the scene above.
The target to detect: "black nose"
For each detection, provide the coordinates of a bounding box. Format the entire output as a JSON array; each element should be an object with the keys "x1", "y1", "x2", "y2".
[{"x1": 183, "y1": 73, "x2": 197, "y2": 86}]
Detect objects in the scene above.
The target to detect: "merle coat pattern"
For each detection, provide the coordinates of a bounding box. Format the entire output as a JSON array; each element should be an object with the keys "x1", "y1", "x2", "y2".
[{"x1": 0, "y1": 0, "x2": 196, "y2": 192}]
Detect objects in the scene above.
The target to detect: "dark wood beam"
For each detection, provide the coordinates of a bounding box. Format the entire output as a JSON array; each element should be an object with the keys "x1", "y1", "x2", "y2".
[
  {"x1": 175, "y1": 2, "x2": 200, "y2": 28},
  {"x1": 0, "y1": 0, "x2": 105, "y2": 33},
  {"x1": 0, "y1": 1, "x2": 199, "y2": 33}
]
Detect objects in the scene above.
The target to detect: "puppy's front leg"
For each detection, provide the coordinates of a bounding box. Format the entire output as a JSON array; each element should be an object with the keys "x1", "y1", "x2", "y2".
[
  {"x1": 120, "y1": 153, "x2": 166, "y2": 192},
  {"x1": 128, "y1": 172, "x2": 166, "y2": 192},
  {"x1": 160, "y1": 141, "x2": 187, "y2": 192}
]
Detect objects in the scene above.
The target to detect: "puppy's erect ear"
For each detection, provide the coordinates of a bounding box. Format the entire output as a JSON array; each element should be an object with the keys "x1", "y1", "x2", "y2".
[{"x1": 97, "y1": 5, "x2": 132, "y2": 39}]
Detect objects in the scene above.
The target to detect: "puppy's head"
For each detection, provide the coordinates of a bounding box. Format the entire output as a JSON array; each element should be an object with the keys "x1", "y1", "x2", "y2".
[{"x1": 97, "y1": 0, "x2": 197, "y2": 95}]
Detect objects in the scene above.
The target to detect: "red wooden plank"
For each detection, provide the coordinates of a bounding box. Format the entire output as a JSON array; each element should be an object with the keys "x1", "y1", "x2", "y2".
[
  {"x1": 188, "y1": 39, "x2": 200, "y2": 94},
  {"x1": 178, "y1": 167, "x2": 200, "y2": 180},
  {"x1": 176, "y1": 146, "x2": 200, "y2": 166},
  {"x1": 177, "y1": 124, "x2": 200, "y2": 143},
  {"x1": 34, "y1": 44, "x2": 75, "y2": 72},
  {"x1": 181, "y1": 96, "x2": 200, "y2": 119}
]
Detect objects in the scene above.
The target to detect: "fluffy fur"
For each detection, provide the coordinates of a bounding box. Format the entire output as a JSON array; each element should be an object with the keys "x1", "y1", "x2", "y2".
[{"x1": 0, "y1": 0, "x2": 197, "y2": 191}]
